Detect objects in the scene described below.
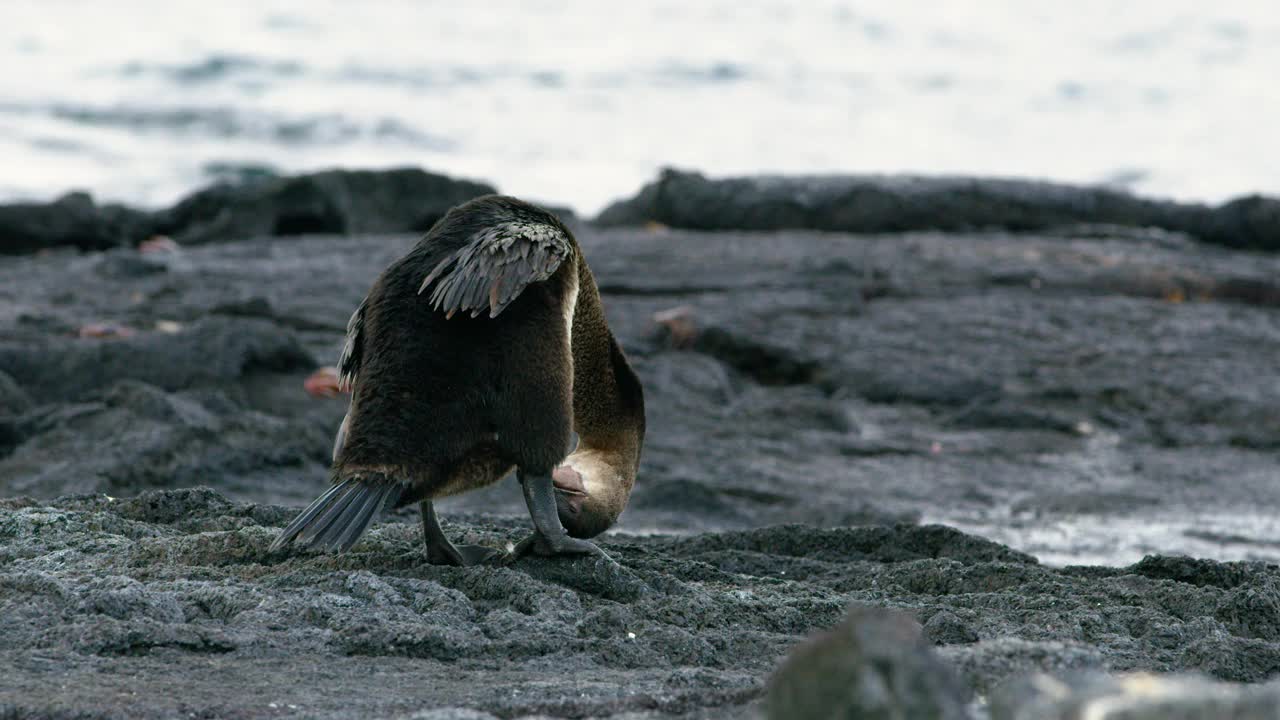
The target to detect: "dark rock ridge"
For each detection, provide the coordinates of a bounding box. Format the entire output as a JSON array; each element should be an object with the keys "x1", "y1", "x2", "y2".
[
  {"x1": 0, "y1": 316, "x2": 314, "y2": 402},
  {"x1": 3, "y1": 488, "x2": 1280, "y2": 719},
  {"x1": 6, "y1": 167, "x2": 1278, "y2": 256},
  {"x1": 596, "y1": 168, "x2": 1280, "y2": 251},
  {"x1": 152, "y1": 168, "x2": 496, "y2": 245},
  {"x1": 0, "y1": 167, "x2": 496, "y2": 253},
  {"x1": 0, "y1": 191, "x2": 150, "y2": 255}
]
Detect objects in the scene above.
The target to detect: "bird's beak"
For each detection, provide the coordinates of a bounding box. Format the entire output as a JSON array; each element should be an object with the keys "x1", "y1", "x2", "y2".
[{"x1": 552, "y1": 465, "x2": 588, "y2": 516}]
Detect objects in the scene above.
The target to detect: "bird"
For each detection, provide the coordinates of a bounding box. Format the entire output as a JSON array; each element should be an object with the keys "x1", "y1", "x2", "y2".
[{"x1": 270, "y1": 195, "x2": 645, "y2": 565}]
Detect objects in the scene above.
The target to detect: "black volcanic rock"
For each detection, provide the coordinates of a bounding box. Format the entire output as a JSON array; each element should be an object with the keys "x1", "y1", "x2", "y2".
[
  {"x1": 0, "y1": 191, "x2": 151, "y2": 254},
  {"x1": 0, "y1": 168, "x2": 496, "y2": 254},
  {"x1": 0, "y1": 316, "x2": 314, "y2": 403},
  {"x1": 0, "y1": 370, "x2": 30, "y2": 457},
  {"x1": 152, "y1": 167, "x2": 496, "y2": 244},
  {"x1": 0, "y1": 369, "x2": 31, "y2": 416},
  {"x1": 3, "y1": 490, "x2": 1280, "y2": 718},
  {"x1": 5, "y1": 225, "x2": 1280, "y2": 527},
  {"x1": 1188, "y1": 194, "x2": 1280, "y2": 250},
  {"x1": 766, "y1": 607, "x2": 969, "y2": 719},
  {"x1": 597, "y1": 168, "x2": 1280, "y2": 250},
  {"x1": 6, "y1": 168, "x2": 1277, "y2": 255}
]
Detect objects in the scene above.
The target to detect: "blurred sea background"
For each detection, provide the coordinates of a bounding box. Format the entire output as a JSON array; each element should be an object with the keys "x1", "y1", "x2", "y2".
[{"x1": 1, "y1": 0, "x2": 1277, "y2": 215}]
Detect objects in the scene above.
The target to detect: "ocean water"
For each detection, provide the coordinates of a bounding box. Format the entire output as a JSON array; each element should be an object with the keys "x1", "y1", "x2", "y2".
[{"x1": 2, "y1": 1, "x2": 1278, "y2": 215}]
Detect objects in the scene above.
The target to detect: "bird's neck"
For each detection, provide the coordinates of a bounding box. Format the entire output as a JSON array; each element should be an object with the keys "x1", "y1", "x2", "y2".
[{"x1": 565, "y1": 252, "x2": 645, "y2": 530}]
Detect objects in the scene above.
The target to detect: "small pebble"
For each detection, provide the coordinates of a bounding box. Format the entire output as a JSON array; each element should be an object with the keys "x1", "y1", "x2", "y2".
[
  {"x1": 78, "y1": 322, "x2": 135, "y2": 339},
  {"x1": 139, "y1": 235, "x2": 181, "y2": 254}
]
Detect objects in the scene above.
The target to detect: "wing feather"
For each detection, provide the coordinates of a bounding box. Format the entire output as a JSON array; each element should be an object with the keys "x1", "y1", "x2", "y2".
[
  {"x1": 337, "y1": 300, "x2": 365, "y2": 391},
  {"x1": 418, "y1": 221, "x2": 572, "y2": 319}
]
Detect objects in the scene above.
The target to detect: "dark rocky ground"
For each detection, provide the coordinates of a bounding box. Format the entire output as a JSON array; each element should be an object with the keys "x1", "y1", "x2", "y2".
[{"x1": 3, "y1": 173, "x2": 1280, "y2": 717}]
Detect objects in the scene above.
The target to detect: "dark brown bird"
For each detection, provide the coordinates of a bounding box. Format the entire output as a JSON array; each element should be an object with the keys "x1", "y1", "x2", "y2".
[{"x1": 271, "y1": 195, "x2": 645, "y2": 565}]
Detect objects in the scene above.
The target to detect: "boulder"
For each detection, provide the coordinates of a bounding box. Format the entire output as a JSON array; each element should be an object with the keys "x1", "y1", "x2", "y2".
[
  {"x1": 0, "y1": 168, "x2": 498, "y2": 254},
  {"x1": 766, "y1": 607, "x2": 970, "y2": 720},
  {"x1": 153, "y1": 167, "x2": 496, "y2": 244},
  {"x1": 0, "y1": 191, "x2": 151, "y2": 254}
]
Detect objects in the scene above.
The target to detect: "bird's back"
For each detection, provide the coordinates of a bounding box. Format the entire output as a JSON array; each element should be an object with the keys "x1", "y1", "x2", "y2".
[{"x1": 331, "y1": 196, "x2": 579, "y2": 500}]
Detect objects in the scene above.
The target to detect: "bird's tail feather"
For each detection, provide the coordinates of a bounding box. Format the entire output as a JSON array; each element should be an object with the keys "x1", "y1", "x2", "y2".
[{"x1": 270, "y1": 477, "x2": 402, "y2": 553}]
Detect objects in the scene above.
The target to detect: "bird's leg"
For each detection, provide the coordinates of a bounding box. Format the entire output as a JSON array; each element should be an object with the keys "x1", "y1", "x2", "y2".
[
  {"x1": 420, "y1": 500, "x2": 502, "y2": 566},
  {"x1": 513, "y1": 471, "x2": 615, "y2": 564}
]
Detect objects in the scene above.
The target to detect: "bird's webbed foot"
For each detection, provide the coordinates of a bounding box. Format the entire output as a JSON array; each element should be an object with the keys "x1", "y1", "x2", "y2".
[
  {"x1": 513, "y1": 471, "x2": 617, "y2": 567},
  {"x1": 420, "y1": 501, "x2": 504, "y2": 567}
]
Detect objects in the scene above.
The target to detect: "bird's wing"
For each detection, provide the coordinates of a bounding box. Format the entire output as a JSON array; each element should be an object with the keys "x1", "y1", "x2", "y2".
[
  {"x1": 418, "y1": 220, "x2": 573, "y2": 319},
  {"x1": 336, "y1": 300, "x2": 365, "y2": 391}
]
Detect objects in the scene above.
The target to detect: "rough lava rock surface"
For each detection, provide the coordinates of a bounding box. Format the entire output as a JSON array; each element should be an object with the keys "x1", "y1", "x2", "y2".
[
  {"x1": 4, "y1": 489, "x2": 1280, "y2": 719},
  {"x1": 4, "y1": 180, "x2": 1280, "y2": 716}
]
